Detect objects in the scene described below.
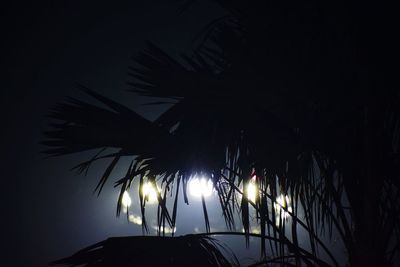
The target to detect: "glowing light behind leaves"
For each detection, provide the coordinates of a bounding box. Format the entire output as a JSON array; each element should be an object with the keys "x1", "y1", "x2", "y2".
[
  {"x1": 245, "y1": 175, "x2": 258, "y2": 203},
  {"x1": 122, "y1": 190, "x2": 132, "y2": 208},
  {"x1": 274, "y1": 194, "x2": 293, "y2": 220},
  {"x1": 243, "y1": 176, "x2": 293, "y2": 222},
  {"x1": 142, "y1": 182, "x2": 158, "y2": 204},
  {"x1": 128, "y1": 214, "x2": 142, "y2": 225},
  {"x1": 188, "y1": 176, "x2": 213, "y2": 197}
]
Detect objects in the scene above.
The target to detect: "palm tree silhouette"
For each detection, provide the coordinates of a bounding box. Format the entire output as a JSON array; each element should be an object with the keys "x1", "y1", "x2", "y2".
[{"x1": 43, "y1": 1, "x2": 400, "y2": 266}]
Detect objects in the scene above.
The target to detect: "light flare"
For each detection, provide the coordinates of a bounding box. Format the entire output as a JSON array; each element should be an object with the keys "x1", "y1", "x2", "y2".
[
  {"x1": 189, "y1": 177, "x2": 213, "y2": 197},
  {"x1": 274, "y1": 194, "x2": 293, "y2": 220},
  {"x1": 142, "y1": 182, "x2": 158, "y2": 204},
  {"x1": 128, "y1": 214, "x2": 142, "y2": 225},
  {"x1": 121, "y1": 191, "x2": 132, "y2": 208},
  {"x1": 245, "y1": 175, "x2": 258, "y2": 203},
  {"x1": 153, "y1": 225, "x2": 176, "y2": 234}
]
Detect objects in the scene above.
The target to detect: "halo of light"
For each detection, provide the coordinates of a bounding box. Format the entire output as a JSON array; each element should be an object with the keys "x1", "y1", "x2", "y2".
[
  {"x1": 142, "y1": 182, "x2": 158, "y2": 204},
  {"x1": 189, "y1": 177, "x2": 213, "y2": 197},
  {"x1": 128, "y1": 214, "x2": 143, "y2": 225},
  {"x1": 121, "y1": 191, "x2": 132, "y2": 208},
  {"x1": 246, "y1": 181, "x2": 258, "y2": 203},
  {"x1": 274, "y1": 194, "x2": 293, "y2": 220},
  {"x1": 153, "y1": 225, "x2": 176, "y2": 234}
]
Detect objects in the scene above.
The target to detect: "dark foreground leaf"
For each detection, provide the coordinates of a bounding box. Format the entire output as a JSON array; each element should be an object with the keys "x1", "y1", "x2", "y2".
[{"x1": 50, "y1": 235, "x2": 238, "y2": 267}]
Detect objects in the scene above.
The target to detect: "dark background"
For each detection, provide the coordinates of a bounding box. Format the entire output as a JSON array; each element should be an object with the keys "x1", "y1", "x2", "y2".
[{"x1": 0, "y1": 1, "x2": 230, "y2": 266}]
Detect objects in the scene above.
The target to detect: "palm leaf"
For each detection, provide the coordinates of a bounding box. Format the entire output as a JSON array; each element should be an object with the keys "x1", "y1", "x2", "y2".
[{"x1": 50, "y1": 235, "x2": 237, "y2": 267}]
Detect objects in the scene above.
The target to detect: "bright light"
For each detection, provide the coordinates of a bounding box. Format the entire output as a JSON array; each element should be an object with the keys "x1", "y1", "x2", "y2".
[
  {"x1": 128, "y1": 214, "x2": 142, "y2": 225},
  {"x1": 246, "y1": 182, "x2": 258, "y2": 203},
  {"x1": 244, "y1": 175, "x2": 258, "y2": 202},
  {"x1": 122, "y1": 191, "x2": 132, "y2": 208},
  {"x1": 274, "y1": 194, "x2": 293, "y2": 220},
  {"x1": 189, "y1": 177, "x2": 213, "y2": 197},
  {"x1": 142, "y1": 182, "x2": 158, "y2": 204},
  {"x1": 153, "y1": 225, "x2": 176, "y2": 234},
  {"x1": 245, "y1": 176, "x2": 258, "y2": 202}
]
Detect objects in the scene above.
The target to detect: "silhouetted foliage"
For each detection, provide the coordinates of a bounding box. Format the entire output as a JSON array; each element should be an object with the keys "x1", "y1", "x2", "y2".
[{"x1": 50, "y1": 235, "x2": 237, "y2": 267}]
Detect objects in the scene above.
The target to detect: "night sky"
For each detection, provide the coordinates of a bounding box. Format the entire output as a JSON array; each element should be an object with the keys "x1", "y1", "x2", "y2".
[
  {"x1": 1, "y1": 1, "x2": 399, "y2": 267},
  {"x1": 1, "y1": 2, "x2": 231, "y2": 266}
]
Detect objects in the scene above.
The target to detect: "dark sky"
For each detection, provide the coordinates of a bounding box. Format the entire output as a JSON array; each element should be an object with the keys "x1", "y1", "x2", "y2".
[{"x1": 0, "y1": 1, "x2": 231, "y2": 266}]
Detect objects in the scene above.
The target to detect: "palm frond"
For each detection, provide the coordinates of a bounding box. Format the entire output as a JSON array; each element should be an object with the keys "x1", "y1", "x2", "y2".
[{"x1": 50, "y1": 235, "x2": 237, "y2": 267}]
